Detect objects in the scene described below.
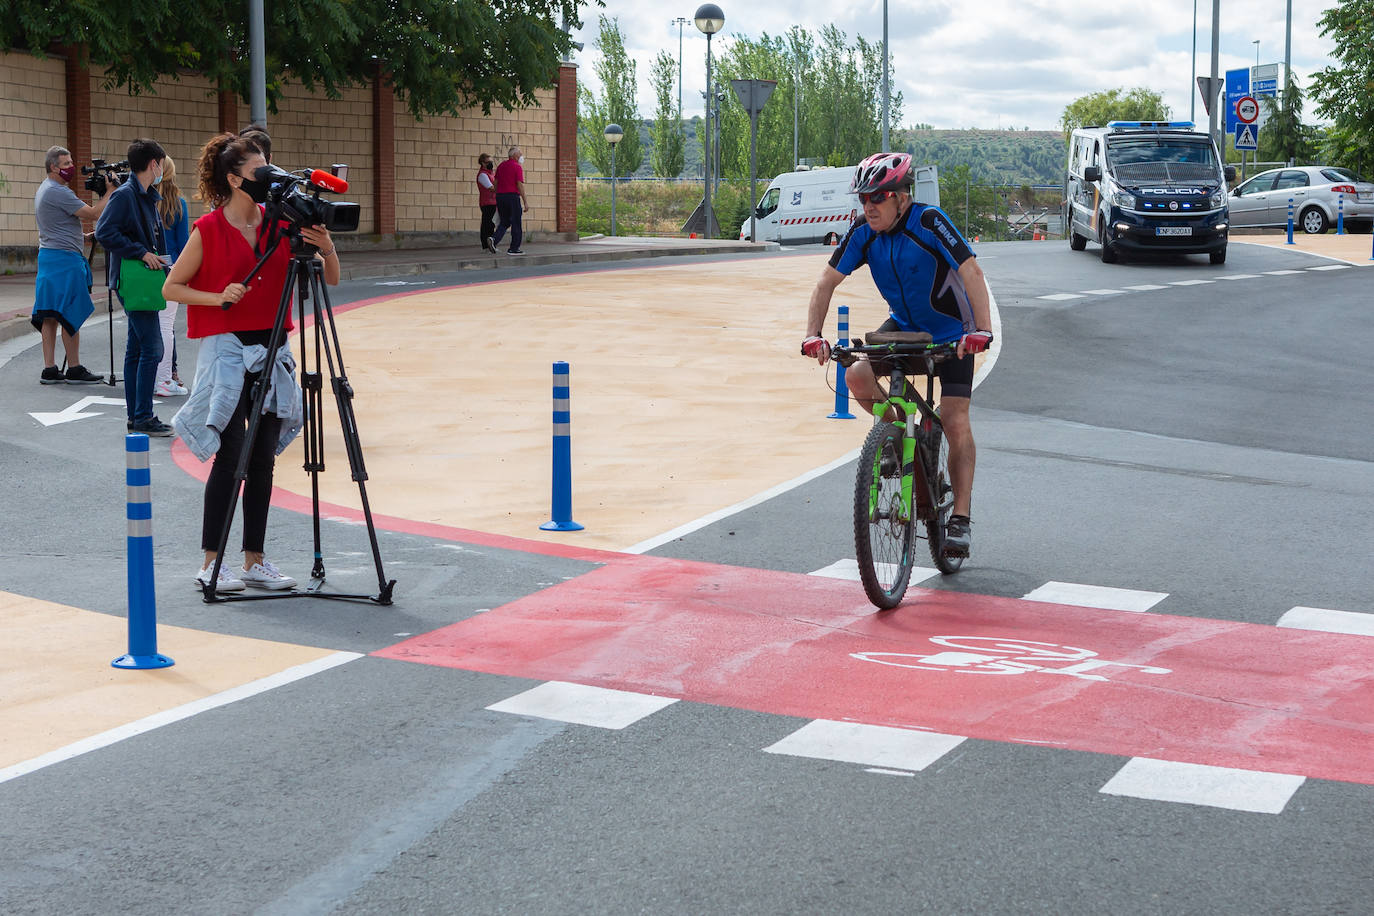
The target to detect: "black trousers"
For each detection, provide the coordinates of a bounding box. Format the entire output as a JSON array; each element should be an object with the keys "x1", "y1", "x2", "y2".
[
  {"x1": 479, "y1": 204, "x2": 497, "y2": 249},
  {"x1": 202, "y1": 369, "x2": 283, "y2": 553}
]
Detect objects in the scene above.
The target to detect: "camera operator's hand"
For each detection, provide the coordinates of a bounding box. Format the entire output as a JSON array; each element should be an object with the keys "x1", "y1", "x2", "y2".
[
  {"x1": 221, "y1": 282, "x2": 250, "y2": 305},
  {"x1": 300, "y1": 225, "x2": 334, "y2": 255}
]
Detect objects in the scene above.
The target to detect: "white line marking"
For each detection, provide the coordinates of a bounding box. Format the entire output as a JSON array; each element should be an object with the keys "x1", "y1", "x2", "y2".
[
  {"x1": 1123, "y1": 284, "x2": 1168, "y2": 290},
  {"x1": 1100, "y1": 757, "x2": 1305, "y2": 814},
  {"x1": 486, "y1": 681, "x2": 677, "y2": 730},
  {"x1": 864, "y1": 767, "x2": 916, "y2": 777},
  {"x1": 1213, "y1": 273, "x2": 1261, "y2": 280},
  {"x1": 808, "y1": 558, "x2": 938, "y2": 585},
  {"x1": 0, "y1": 651, "x2": 362, "y2": 786},
  {"x1": 1277, "y1": 605, "x2": 1374, "y2": 637},
  {"x1": 1022, "y1": 581, "x2": 1167, "y2": 613},
  {"x1": 1263, "y1": 269, "x2": 1304, "y2": 275},
  {"x1": 1308, "y1": 264, "x2": 1352, "y2": 271},
  {"x1": 1037, "y1": 292, "x2": 1085, "y2": 301},
  {"x1": 1168, "y1": 279, "x2": 1214, "y2": 286},
  {"x1": 1080, "y1": 288, "x2": 1125, "y2": 296},
  {"x1": 764, "y1": 719, "x2": 966, "y2": 770}
]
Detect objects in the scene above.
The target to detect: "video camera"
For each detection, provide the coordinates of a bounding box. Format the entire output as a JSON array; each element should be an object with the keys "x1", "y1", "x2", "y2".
[
  {"x1": 82, "y1": 158, "x2": 129, "y2": 196},
  {"x1": 254, "y1": 164, "x2": 360, "y2": 233}
]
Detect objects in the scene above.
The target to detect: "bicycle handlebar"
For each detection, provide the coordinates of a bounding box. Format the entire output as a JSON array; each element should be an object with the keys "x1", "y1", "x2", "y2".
[{"x1": 831, "y1": 338, "x2": 961, "y2": 368}]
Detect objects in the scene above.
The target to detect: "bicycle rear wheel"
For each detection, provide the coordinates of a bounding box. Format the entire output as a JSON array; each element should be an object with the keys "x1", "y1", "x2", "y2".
[
  {"x1": 922, "y1": 422, "x2": 965, "y2": 574},
  {"x1": 854, "y1": 422, "x2": 916, "y2": 609}
]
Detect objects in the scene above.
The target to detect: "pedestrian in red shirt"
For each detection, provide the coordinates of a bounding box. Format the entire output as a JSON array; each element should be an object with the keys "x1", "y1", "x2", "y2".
[{"x1": 491, "y1": 146, "x2": 529, "y2": 255}]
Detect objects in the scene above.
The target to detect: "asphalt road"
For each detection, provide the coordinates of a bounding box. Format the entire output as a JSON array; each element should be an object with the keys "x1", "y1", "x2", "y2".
[{"x1": 4, "y1": 241, "x2": 1374, "y2": 914}]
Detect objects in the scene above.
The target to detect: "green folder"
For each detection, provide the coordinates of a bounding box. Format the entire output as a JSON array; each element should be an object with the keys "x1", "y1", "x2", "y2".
[{"x1": 118, "y1": 258, "x2": 167, "y2": 312}]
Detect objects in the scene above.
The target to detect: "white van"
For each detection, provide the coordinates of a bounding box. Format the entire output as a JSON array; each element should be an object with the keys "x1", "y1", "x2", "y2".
[{"x1": 740, "y1": 164, "x2": 940, "y2": 244}]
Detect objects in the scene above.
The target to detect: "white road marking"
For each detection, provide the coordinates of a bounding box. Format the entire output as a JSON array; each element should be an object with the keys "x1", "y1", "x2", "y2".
[
  {"x1": 1169, "y1": 279, "x2": 1214, "y2": 286},
  {"x1": 486, "y1": 681, "x2": 677, "y2": 730},
  {"x1": 1263, "y1": 269, "x2": 1304, "y2": 275},
  {"x1": 1038, "y1": 292, "x2": 1085, "y2": 301},
  {"x1": 1123, "y1": 284, "x2": 1169, "y2": 290},
  {"x1": 0, "y1": 651, "x2": 362, "y2": 786},
  {"x1": 1308, "y1": 264, "x2": 1352, "y2": 271},
  {"x1": 1021, "y1": 581, "x2": 1167, "y2": 612},
  {"x1": 1080, "y1": 288, "x2": 1125, "y2": 296},
  {"x1": 1100, "y1": 757, "x2": 1305, "y2": 814},
  {"x1": 1277, "y1": 605, "x2": 1374, "y2": 637},
  {"x1": 1213, "y1": 273, "x2": 1261, "y2": 280},
  {"x1": 764, "y1": 719, "x2": 966, "y2": 771},
  {"x1": 808, "y1": 558, "x2": 938, "y2": 585}
]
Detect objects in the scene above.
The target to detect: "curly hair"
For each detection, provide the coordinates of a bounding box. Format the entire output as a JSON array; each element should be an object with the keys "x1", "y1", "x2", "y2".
[{"x1": 197, "y1": 132, "x2": 263, "y2": 209}]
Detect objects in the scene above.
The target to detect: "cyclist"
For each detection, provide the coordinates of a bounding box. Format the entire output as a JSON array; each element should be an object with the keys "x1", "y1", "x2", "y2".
[{"x1": 801, "y1": 152, "x2": 994, "y2": 557}]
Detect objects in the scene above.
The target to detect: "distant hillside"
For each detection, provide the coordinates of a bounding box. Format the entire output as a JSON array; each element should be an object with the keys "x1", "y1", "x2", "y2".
[
  {"x1": 581, "y1": 125, "x2": 1067, "y2": 187},
  {"x1": 897, "y1": 129, "x2": 1066, "y2": 187}
]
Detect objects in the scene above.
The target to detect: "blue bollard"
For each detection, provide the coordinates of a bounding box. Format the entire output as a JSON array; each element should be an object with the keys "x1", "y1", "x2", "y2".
[
  {"x1": 1338, "y1": 193, "x2": 1345, "y2": 235},
  {"x1": 113, "y1": 434, "x2": 174, "y2": 670},
  {"x1": 828, "y1": 304, "x2": 855, "y2": 420},
  {"x1": 540, "y1": 361, "x2": 584, "y2": 532},
  {"x1": 1286, "y1": 198, "x2": 1295, "y2": 245}
]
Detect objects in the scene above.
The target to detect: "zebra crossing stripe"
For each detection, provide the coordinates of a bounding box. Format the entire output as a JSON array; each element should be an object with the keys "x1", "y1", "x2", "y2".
[
  {"x1": 764, "y1": 719, "x2": 965, "y2": 771},
  {"x1": 1100, "y1": 757, "x2": 1304, "y2": 814},
  {"x1": 486, "y1": 681, "x2": 677, "y2": 730}
]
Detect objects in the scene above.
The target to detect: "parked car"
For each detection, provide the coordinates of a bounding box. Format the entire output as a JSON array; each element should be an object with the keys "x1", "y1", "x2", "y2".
[{"x1": 1228, "y1": 166, "x2": 1374, "y2": 233}]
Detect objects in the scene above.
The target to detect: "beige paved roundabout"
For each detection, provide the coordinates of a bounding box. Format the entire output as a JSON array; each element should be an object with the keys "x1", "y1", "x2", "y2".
[{"x1": 266, "y1": 253, "x2": 903, "y2": 552}]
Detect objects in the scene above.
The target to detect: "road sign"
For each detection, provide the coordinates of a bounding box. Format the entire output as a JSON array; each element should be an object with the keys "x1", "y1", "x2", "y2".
[
  {"x1": 730, "y1": 79, "x2": 778, "y2": 242},
  {"x1": 1236, "y1": 96, "x2": 1259, "y2": 124},
  {"x1": 1251, "y1": 62, "x2": 1280, "y2": 97},
  {"x1": 1235, "y1": 123, "x2": 1258, "y2": 151},
  {"x1": 1224, "y1": 68, "x2": 1249, "y2": 135},
  {"x1": 1196, "y1": 76, "x2": 1223, "y2": 116}
]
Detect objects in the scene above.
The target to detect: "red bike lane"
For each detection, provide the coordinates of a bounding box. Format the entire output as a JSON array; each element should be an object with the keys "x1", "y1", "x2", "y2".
[{"x1": 376, "y1": 554, "x2": 1374, "y2": 786}]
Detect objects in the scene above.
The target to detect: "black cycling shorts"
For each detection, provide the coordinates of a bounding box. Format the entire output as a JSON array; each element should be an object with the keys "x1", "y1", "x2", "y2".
[{"x1": 869, "y1": 316, "x2": 974, "y2": 399}]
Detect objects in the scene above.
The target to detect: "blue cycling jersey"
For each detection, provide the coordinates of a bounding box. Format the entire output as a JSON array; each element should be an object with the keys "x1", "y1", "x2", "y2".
[{"x1": 828, "y1": 204, "x2": 976, "y2": 344}]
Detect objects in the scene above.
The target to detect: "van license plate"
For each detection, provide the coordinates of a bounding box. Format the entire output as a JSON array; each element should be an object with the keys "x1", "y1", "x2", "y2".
[{"x1": 1155, "y1": 227, "x2": 1192, "y2": 237}]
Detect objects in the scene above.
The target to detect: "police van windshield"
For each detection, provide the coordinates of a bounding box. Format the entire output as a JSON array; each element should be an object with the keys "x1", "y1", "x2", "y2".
[{"x1": 1107, "y1": 138, "x2": 1219, "y2": 184}]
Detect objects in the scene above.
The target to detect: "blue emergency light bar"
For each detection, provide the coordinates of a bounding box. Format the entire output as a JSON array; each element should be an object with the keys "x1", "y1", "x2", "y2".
[{"x1": 1107, "y1": 120, "x2": 1196, "y2": 130}]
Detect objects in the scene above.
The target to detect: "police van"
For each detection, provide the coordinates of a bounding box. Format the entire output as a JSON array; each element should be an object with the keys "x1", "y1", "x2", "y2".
[
  {"x1": 741, "y1": 164, "x2": 940, "y2": 244},
  {"x1": 1063, "y1": 121, "x2": 1235, "y2": 264}
]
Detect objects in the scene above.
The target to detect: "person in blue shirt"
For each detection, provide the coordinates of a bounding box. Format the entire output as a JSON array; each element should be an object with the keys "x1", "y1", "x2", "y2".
[
  {"x1": 802, "y1": 152, "x2": 994, "y2": 557},
  {"x1": 153, "y1": 155, "x2": 191, "y2": 397},
  {"x1": 96, "y1": 137, "x2": 170, "y2": 436}
]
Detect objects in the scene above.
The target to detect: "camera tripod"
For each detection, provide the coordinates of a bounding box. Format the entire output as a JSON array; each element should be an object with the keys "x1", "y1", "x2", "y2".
[
  {"x1": 201, "y1": 226, "x2": 395, "y2": 605},
  {"x1": 84, "y1": 233, "x2": 119, "y2": 386}
]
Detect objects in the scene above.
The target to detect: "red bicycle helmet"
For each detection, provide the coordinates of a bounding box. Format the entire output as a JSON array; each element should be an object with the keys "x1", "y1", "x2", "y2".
[{"x1": 851, "y1": 152, "x2": 913, "y2": 195}]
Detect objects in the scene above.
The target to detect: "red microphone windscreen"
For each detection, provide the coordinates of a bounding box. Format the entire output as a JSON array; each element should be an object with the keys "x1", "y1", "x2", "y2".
[{"x1": 309, "y1": 169, "x2": 349, "y2": 193}]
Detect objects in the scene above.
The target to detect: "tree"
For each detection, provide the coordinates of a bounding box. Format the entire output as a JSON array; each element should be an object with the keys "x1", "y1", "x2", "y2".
[
  {"x1": 1310, "y1": 0, "x2": 1374, "y2": 176},
  {"x1": 1258, "y1": 75, "x2": 1315, "y2": 165},
  {"x1": 0, "y1": 0, "x2": 591, "y2": 118},
  {"x1": 649, "y1": 51, "x2": 685, "y2": 178},
  {"x1": 1059, "y1": 88, "x2": 1170, "y2": 137},
  {"x1": 577, "y1": 15, "x2": 643, "y2": 178}
]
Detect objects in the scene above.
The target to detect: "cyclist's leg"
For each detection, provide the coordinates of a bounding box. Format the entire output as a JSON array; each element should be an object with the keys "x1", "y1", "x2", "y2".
[
  {"x1": 846, "y1": 359, "x2": 884, "y2": 416},
  {"x1": 941, "y1": 396, "x2": 974, "y2": 517}
]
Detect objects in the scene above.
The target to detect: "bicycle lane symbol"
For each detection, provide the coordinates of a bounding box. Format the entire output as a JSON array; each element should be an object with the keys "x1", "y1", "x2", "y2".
[{"x1": 853, "y1": 636, "x2": 1172, "y2": 682}]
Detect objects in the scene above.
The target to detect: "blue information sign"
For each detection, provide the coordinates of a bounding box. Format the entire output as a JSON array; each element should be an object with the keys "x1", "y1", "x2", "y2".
[{"x1": 1225, "y1": 68, "x2": 1249, "y2": 136}]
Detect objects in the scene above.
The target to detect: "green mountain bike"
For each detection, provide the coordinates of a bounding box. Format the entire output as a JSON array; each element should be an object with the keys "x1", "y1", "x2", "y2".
[{"x1": 832, "y1": 332, "x2": 964, "y2": 609}]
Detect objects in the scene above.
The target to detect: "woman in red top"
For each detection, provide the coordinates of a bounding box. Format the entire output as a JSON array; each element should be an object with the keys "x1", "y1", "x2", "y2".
[
  {"x1": 476, "y1": 152, "x2": 497, "y2": 253},
  {"x1": 163, "y1": 132, "x2": 339, "y2": 593}
]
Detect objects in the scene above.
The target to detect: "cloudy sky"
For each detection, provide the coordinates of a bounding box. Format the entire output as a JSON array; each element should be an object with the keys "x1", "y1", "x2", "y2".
[{"x1": 568, "y1": 0, "x2": 1340, "y2": 131}]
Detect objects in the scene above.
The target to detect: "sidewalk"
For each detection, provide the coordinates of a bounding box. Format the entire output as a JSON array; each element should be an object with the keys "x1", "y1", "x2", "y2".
[{"x1": 0, "y1": 234, "x2": 777, "y2": 345}]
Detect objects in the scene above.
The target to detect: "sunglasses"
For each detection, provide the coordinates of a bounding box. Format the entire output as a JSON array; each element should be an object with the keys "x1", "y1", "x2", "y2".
[{"x1": 859, "y1": 190, "x2": 896, "y2": 205}]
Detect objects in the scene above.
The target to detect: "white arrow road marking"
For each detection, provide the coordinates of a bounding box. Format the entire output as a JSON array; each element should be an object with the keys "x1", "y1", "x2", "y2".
[{"x1": 29, "y1": 395, "x2": 130, "y2": 427}]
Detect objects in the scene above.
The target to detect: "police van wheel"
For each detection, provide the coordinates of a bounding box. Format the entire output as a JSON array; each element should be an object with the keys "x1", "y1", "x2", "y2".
[
  {"x1": 1209, "y1": 246, "x2": 1227, "y2": 265},
  {"x1": 1098, "y1": 227, "x2": 1118, "y2": 264},
  {"x1": 1069, "y1": 230, "x2": 1088, "y2": 251}
]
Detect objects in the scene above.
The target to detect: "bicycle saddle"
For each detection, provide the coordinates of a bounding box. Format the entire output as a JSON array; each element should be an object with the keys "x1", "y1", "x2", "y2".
[{"x1": 865, "y1": 330, "x2": 933, "y2": 345}]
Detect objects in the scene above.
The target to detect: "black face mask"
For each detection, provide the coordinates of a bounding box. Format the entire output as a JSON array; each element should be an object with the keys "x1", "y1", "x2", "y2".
[{"x1": 238, "y1": 175, "x2": 270, "y2": 203}]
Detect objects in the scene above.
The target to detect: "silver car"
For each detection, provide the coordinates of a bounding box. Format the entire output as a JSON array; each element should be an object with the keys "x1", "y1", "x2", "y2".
[{"x1": 1228, "y1": 166, "x2": 1374, "y2": 233}]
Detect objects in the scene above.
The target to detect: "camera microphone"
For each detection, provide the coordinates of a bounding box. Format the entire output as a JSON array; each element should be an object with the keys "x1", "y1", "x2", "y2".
[{"x1": 309, "y1": 169, "x2": 349, "y2": 194}]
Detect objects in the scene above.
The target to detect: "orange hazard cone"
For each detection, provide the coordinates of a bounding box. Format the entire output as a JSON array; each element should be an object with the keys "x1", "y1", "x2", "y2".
[{"x1": 1032, "y1": 229, "x2": 1043, "y2": 241}]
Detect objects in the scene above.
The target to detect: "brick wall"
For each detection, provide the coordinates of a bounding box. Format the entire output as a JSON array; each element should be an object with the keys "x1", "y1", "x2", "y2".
[
  {"x1": 0, "y1": 49, "x2": 576, "y2": 255},
  {"x1": 0, "y1": 51, "x2": 67, "y2": 254}
]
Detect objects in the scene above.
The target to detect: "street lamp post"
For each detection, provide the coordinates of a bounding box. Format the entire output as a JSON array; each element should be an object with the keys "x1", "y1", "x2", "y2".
[
  {"x1": 695, "y1": 4, "x2": 724, "y2": 237},
  {"x1": 881, "y1": 0, "x2": 889, "y2": 152},
  {"x1": 674, "y1": 17, "x2": 687, "y2": 136},
  {"x1": 605, "y1": 123, "x2": 624, "y2": 237}
]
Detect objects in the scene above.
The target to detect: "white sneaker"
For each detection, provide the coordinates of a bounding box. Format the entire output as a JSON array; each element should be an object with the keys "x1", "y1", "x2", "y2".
[
  {"x1": 195, "y1": 563, "x2": 245, "y2": 592},
  {"x1": 241, "y1": 560, "x2": 297, "y2": 590},
  {"x1": 155, "y1": 379, "x2": 189, "y2": 397}
]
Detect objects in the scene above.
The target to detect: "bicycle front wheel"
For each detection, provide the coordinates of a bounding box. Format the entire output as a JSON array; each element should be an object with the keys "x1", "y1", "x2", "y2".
[
  {"x1": 854, "y1": 422, "x2": 916, "y2": 609},
  {"x1": 923, "y1": 423, "x2": 965, "y2": 574}
]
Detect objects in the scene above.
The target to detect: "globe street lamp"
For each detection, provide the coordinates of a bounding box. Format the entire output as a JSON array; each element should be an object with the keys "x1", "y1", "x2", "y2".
[
  {"x1": 695, "y1": 3, "x2": 724, "y2": 237},
  {"x1": 604, "y1": 123, "x2": 624, "y2": 237}
]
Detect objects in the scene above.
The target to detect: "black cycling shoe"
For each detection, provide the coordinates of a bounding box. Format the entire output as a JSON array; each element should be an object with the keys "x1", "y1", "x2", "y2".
[{"x1": 944, "y1": 514, "x2": 971, "y2": 558}]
